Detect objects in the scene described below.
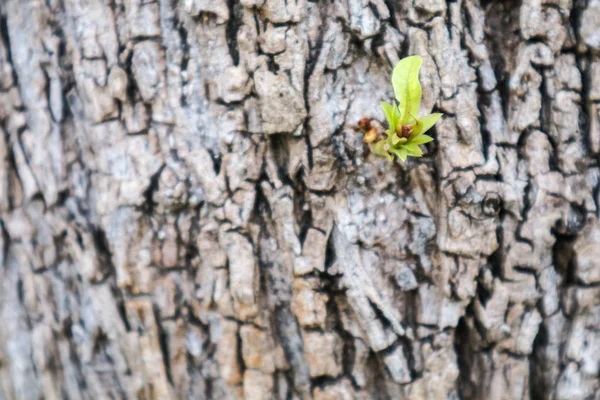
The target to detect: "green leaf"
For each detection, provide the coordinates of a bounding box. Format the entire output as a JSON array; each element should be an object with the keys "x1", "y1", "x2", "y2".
[
  {"x1": 410, "y1": 134, "x2": 434, "y2": 145},
  {"x1": 413, "y1": 113, "x2": 442, "y2": 137},
  {"x1": 391, "y1": 147, "x2": 408, "y2": 162},
  {"x1": 390, "y1": 133, "x2": 408, "y2": 146},
  {"x1": 402, "y1": 143, "x2": 423, "y2": 156},
  {"x1": 380, "y1": 101, "x2": 399, "y2": 131},
  {"x1": 392, "y1": 56, "x2": 423, "y2": 125},
  {"x1": 371, "y1": 140, "x2": 394, "y2": 162}
]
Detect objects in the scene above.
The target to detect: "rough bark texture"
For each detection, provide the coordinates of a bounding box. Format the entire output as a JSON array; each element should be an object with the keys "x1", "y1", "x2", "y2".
[{"x1": 1, "y1": 0, "x2": 600, "y2": 399}]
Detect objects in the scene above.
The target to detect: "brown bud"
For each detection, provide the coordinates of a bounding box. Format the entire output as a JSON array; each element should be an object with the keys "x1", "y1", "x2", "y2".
[
  {"x1": 363, "y1": 127, "x2": 378, "y2": 143},
  {"x1": 400, "y1": 124, "x2": 413, "y2": 138},
  {"x1": 358, "y1": 117, "x2": 372, "y2": 130}
]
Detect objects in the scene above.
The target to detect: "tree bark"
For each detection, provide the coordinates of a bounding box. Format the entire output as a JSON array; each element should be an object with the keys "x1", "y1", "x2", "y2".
[{"x1": 1, "y1": 0, "x2": 600, "y2": 399}]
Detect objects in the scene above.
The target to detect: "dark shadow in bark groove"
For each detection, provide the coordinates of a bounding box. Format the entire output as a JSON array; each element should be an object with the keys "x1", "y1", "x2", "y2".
[
  {"x1": 381, "y1": 0, "x2": 400, "y2": 30},
  {"x1": 0, "y1": 218, "x2": 9, "y2": 264},
  {"x1": 454, "y1": 316, "x2": 474, "y2": 400},
  {"x1": 115, "y1": 291, "x2": 132, "y2": 332},
  {"x1": 91, "y1": 226, "x2": 116, "y2": 282},
  {"x1": 294, "y1": 172, "x2": 313, "y2": 246},
  {"x1": 225, "y1": 0, "x2": 243, "y2": 66},
  {"x1": 269, "y1": 134, "x2": 296, "y2": 185},
  {"x1": 552, "y1": 231, "x2": 577, "y2": 286},
  {"x1": 324, "y1": 230, "x2": 337, "y2": 272},
  {"x1": 140, "y1": 164, "x2": 166, "y2": 214},
  {"x1": 529, "y1": 320, "x2": 549, "y2": 400},
  {"x1": 454, "y1": 315, "x2": 490, "y2": 400},
  {"x1": 0, "y1": 121, "x2": 23, "y2": 210},
  {"x1": 0, "y1": 13, "x2": 19, "y2": 86},
  {"x1": 483, "y1": 0, "x2": 520, "y2": 121},
  {"x1": 153, "y1": 306, "x2": 174, "y2": 386}
]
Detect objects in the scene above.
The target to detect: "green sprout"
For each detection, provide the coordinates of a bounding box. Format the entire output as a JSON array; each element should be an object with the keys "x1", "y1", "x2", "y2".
[{"x1": 366, "y1": 55, "x2": 442, "y2": 162}]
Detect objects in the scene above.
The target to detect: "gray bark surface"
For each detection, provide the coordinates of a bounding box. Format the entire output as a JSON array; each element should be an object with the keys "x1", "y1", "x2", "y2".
[{"x1": 1, "y1": 0, "x2": 600, "y2": 399}]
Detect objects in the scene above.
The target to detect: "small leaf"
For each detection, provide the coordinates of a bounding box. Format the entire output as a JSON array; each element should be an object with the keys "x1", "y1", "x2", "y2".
[
  {"x1": 380, "y1": 101, "x2": 399, "y2": 132},
  {"x1": 402, "y1": 143, "x2": 423, "y2": 156},
  {"x1": 390, "y1": 133, "x2": 408, "y2": 146},
  {"x1": 410, "y1": 134, "x2": 434, "y2": 145},
  {"x1": 392, "y1": 56, "x2": 423, "y2": 126},
  {"x1": 371, "y1": 140, "x2": 394, "y2": 162},
  {"x1": 413, "y1": 113, "x2": 442, "y2": 137},
  {"x1": 391, "y1": 147, "x2": 408, "y2": 162}
]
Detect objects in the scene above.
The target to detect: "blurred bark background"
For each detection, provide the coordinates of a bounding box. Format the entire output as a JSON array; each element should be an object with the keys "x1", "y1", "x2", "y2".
[{"x1": 1, "y1": 0, "x2": 600, "y2": 399}]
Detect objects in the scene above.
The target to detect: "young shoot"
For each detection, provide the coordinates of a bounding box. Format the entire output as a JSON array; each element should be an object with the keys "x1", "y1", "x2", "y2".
[{"x1": 362, "y1": 56, "x2": 442, "y2": 163}]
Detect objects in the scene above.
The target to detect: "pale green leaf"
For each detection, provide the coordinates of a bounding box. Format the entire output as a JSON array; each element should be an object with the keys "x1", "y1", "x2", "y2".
[
  {"x1": 391, "y1": 147, "x2": 408, "y2": 162},
  {"x1": 402, "y1": 143, "x2": 423, "y2": 156},
  {"x1": 390, "y1": 133, "x2": 408, "y2": 146},
  {"x1": 413, "y1": 113, "x2": 442, "y2": 137},
  {"x1": 392, "y1": 56, "x2": 423, "y2": 125},
  {"x1": 410, "y1": 134, "x2": 434, "y2": 145},
  {"x1": 371, "y1": 140, "x2": 394, "y2": 162},
  {"x1": 380, "y1": 101, "x2": 399, "y2": 131}
]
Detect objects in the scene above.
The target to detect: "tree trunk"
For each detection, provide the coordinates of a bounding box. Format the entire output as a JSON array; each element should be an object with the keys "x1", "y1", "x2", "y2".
[{"x1": 1, "y1": 0, "x2": 600, "y2": 399}]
